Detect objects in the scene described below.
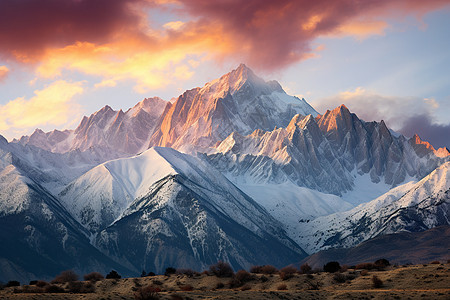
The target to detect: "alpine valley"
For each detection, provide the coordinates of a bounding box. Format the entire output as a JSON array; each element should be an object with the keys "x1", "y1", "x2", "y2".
[{"x1": 1, "y1": 64, "x2": 449, "y2": 283}]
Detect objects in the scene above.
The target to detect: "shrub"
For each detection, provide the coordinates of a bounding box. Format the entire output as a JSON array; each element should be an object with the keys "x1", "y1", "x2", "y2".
[
  {"x1": 106, "y1": 270, "x2": 121, "y2": 279},
  {"x1": 355, "y1": 263, "x2": 376, "y2": 270},
  {"x1": 323, "y1": 261, "x2": 341, "y2": 273},
  {"x1": 372, "y1": 275, "x2": 383, "y2": 288},
  {"x1": 141, "y1": 270, "x2": 147, "y2": 277},
  {"x1": 430, "y1": 261, "x2": 440, "y2": 264},
  {"x1": 340, "y1": 265, "x2": 349, "y2": 272},
  {"x1": 249, "y1": 265, "x2": 261, "y2": 273},
  {"x1": 6, "y1": 281, "x2": 20, "y2": 287},
  {"x1": 250, "y1": 265, "x2": 278, "y2": 274},
  {"x1": 346, "y1": 274, "x2": 356, "y2": 281},
  {"x1": 209, "y1": 261, "x2": 234, "y2": 277},
  {"x1": 333, "y1": 273, "x2": 347, "y2": 283},
  {"x1": 44, "y1": 284, "x2": 65, "y2": 293},
  {"x1": 300, "y1": 263, "x2": 312, "y2": 274},
  {"x1": 67, "y1": 281, "x2": 96, "y2": 293},
  {"x1": 180, "y1": 284, "x2": 193, "y2": 291},
  {"x1": 215, "y1": 282, "x2": 225, "y2": 289},
  {"x1": 260, "y1": 275, "x2": 268, "y2": 282},
  {"x1": 240, "y1": 284, "x2": 251, "y2": 291},
  {"x1": 228, "y1": 277, "x2": 243, "y2": 288},
  {"x1": 51, "y1": 270, "x2": 79, "y2": 283},
  {"x1": 176, "y1": 269, "x2": 197, "y2": 277},
  {"x1": 36, "y1": 281, "x2": 48, "y2": 287},
  {"x1": 374, "y1": 259, "x2": 390, "y2": 269},
  {"x1": 279, "y1": 266, "x2": 297, "y2": 280},
  {"x1": 277, "y1": 283, "x2": 287, "y2": 290},
  {"x1": 133, "y1": 278, "x2": 142, "y2": 287},
  {"x1": 360, "y1": 270, "x2": 369, "y2": 276},
  {"x1": 152, "y1": 280, "x2": 163, "y2": 286},
  {"x1": 84, "y1": 272, "x2": 104, "y2": 282},
  {"x1": 29, "y1": 280, "x2": 38, "y2": 285},
  {"x1": 235, "y1": 270, "x2": 253, "y2": 283},
  {"x1": 164, "y1": 267, "x2": 176, "y2": 276},
  {"x1": 17, "y1": 285, "x2": 44, "y2": 293},
  {"x1": 305, "y1": 279, "x2": 321, "y2": 290},
  {"x1": 147, "y1": 272, "x2": 156, "y2": 276},
  {"x1": 134, "y1": 285, "x2": 161, "y2": 300}
]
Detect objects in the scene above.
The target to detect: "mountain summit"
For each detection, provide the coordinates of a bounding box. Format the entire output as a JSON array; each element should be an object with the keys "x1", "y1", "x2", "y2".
[{"x1": 148, "y1": 64, "x2": 318, "y2": 152}]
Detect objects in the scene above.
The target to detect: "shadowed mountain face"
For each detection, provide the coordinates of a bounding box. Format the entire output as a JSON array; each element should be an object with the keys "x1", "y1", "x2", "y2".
[
  {"x1": 95, "y1": 173, "x2": 306, "y2": 273},
  {"x1": 0, "y1": 146, "x2": 131, "y2": 283},
  {"x1": 301, "y1": 225, "x2": 450, "y2": 268}
]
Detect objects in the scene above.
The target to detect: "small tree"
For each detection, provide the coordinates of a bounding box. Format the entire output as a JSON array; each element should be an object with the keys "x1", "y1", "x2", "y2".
[
  {"x1": 6, "y1": 280, "x2": 20, "y2": 287},
  {"x1": 300, "y1": 263, "x2": 312, "y2": 274},
  {"x1": 372, "y1": 275, "x2": 383, "y2": 288},
  {"x1": 235, "y1": 270, "x2": 253, "y2": 283},
  {"x1": 141, "y1": 270, "x2": 147, "y2": 277},
  {"x1": 164, "y1": 267, "x2": 176, "y2": 276},
  {"x1": 51, "y1": 270, "x2": 79, "y2": 283},
  {"x1": 83, "y1": 272, "x2": 104, "y2": 282},
  {"x1": 323, "y1": 261, "x2": 341, "y2": 273},
  {"x1": 279, "y1": 266, "x2": 297, "y2": 280},
  {"x1": 134, "y1": 285, "x2": 160, "y2": 300},
  {"x1": 374, "y1": 259, "x2": 390, "y2": 270},
  {"x1": 106, "y1": 270, "x2": 121, "y2": 279},
  {"x1": 209, "y1": 261, "x2": 234, "y2": 277}
]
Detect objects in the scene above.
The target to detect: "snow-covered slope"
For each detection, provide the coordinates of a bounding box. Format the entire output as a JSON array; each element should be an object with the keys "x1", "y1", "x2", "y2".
[
  {"x1": 0, "y1": 140, "x2": 131, "y2": 283},
  {"x1": 297, "y1": 161, "x2": 450, "y2": 253},
  {"x1": 59, "y1": 148, "x2": 178, "y2": 233},
  {"x1": 15, "y1": 97, "x2": 166, "y2": 155},
  {"x1": 59, "y1": 146, "x2": 306, "y2": 272},
  {"x1": 148, "y1": 64, "x2": 318, "y2": 152}
]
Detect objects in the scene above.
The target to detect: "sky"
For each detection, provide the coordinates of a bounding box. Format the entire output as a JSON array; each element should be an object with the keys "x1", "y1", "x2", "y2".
[{"x1": 0, "y1": 0, "x2": 449, "y2": 149}]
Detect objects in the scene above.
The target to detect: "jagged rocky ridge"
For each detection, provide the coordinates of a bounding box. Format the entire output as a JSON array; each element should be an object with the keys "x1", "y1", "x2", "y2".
[
  {"x1": 15, "y1": 97, "x2": 166, "y2": 155},
  {"x1": 204, "y1": 105, "x2": 449, "y2": 197}
]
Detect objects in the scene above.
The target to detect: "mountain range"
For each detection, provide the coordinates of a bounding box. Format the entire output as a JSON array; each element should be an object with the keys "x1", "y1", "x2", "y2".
[{"x1": 1, "y1": 64, "x2": 449, "y2": 282}]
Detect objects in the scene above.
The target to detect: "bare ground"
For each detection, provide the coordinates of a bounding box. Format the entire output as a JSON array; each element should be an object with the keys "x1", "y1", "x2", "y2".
[{"x1": 2, "y1": 263, "x2": 449, "y2": 299}]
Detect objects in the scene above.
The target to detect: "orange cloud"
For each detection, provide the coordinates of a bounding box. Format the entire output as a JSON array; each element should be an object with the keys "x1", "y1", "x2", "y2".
[
  {"x1": 35, "y1": 20, "x2": 234, "y2": 92},
  {"x1": 0, "y1": 65, "x2": 8, "y2": 82},
  {"x1": 0, "y1": 80, "x2": 84, "y2": 137},
  {"x1": 0, "y1": 0, "x2": 448, "y2": 85},
  {"x1": 335, "y1": 20, "x2": 389, "y2": 39}
]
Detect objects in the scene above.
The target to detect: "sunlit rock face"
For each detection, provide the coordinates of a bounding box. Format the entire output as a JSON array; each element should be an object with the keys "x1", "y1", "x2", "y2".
[{"x1": 148, "y1": 64, "x2": 318, "y2": 152}]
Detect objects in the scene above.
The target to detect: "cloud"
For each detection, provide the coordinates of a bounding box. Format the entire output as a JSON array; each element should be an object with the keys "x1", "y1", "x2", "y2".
[
  {"x1": 0, "y1": 0, "x2": 149, "y2": 61},
  {"x1": 398, "y1": 114, "x2": 450, "y2": 149},
  {"x1": 0, "y1": 0, "x2": 448, "y2": 90},
  {"x1": 177, "y1": 0, "x2": 450, "y2": 70},
  {"x1": 0, "y1": 65, "x2": 9, "y2": 82},
  {"x1": 313, "y1": 87, "x2": 450, "y2": 148},
  {"x1": 0, "y1": 80, "x2": 84, "y2": 138}
]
